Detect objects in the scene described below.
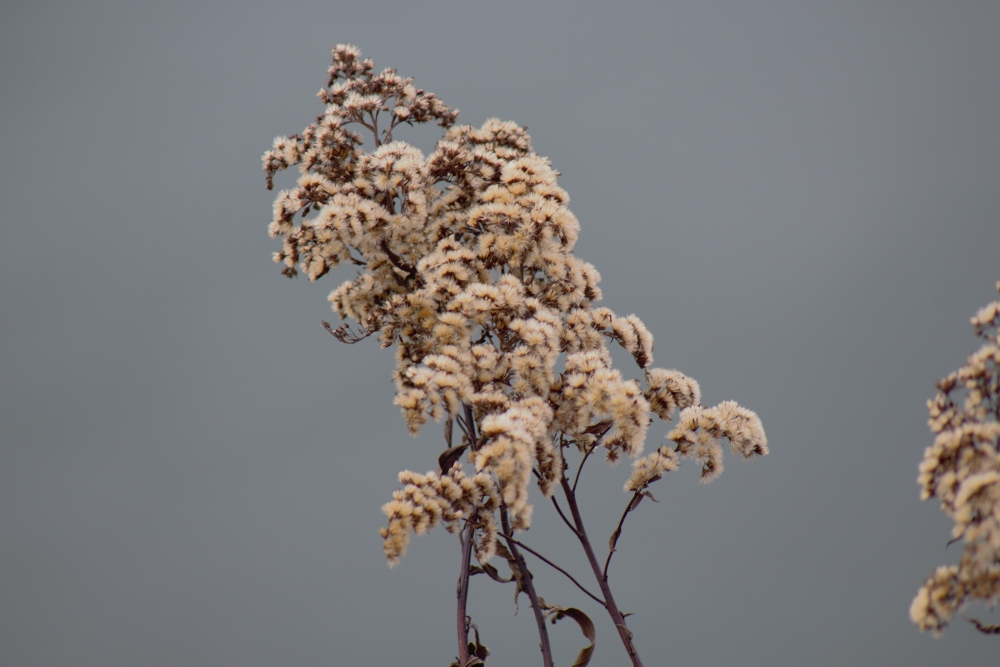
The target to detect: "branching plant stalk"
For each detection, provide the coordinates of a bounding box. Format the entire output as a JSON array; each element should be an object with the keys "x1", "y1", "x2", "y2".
[
  {"x1": 560, "y1": 477, "x2": 645, "y2": 667},
  {"x1": 571, "y1": 441, "x2": 599, "y2": 494},
  {"x1": 453, "y1": 404, "x2": 480, "y2": 666},
  {"x1": 497, "y1": 531, "x2": 606, "y2": 606},
  {"x1": 605, "y1": 491, "x2": 642, "y2": 579},
  {"x1": 456, "y1": 519, "x2": 476, "y2": 666},
  {"x1": 499, "y1": 503, "x2": 554, "y2": 667},
  {"x1": 460, "y1": 404, "x2": 552, "y2": 666},
  {"x1": 549, "y1": 495, "x2": 581, "y2": 538}
]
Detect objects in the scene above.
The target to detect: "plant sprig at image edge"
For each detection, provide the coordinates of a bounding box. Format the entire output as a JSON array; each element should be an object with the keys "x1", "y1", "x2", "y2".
[
  {"x1": 912, "y1": 282, "x2": 1000, "y2": 637},
  {"x1": 263, "y1": 45, "x2": 768, "y2": 667}
]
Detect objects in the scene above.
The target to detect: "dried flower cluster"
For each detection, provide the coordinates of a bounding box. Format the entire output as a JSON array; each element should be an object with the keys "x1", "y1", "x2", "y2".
[
  {"x1": 264, "y1": 45, "x2": 769, "y2": 666},
  {"x1": 911, "y1": 281, "x2": 1000, "y2": 635},
  {"x1": 626, "y1": 400, "x2": 766, "y2": 490},
  {"x1": 380, "y1": 465, "x2": 499, "y2": 566}
]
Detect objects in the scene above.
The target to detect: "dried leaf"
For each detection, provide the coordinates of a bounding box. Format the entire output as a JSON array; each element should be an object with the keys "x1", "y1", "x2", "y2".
[
  {"x1": 472, "y1": 561, "x2": 513, "y2": 584},
  {"x1": 472, "y1": 641, "x2": 490, "y2": 660},
  {"x1": 450, "y1": 620, "x2": 491, "y2": 666},
  {"x1": 469, "y1": 622, "x2": 490, "y2": 661},
  {"x1": 544, "y1": 602, "x2": 596, "y2": 667},
  {"x1": 438, "y1": 444, "x2": 468, "y2": 474},
  {"x1": 627, "y1": 493, "x2": 644, "y2": 512},
  {"x1": 584, "y1": 419, "x2": 613, "y2": 436},
  {"x1": 494, "y1": 542, "x2": 513, "y2": 561},
  {"x1": 494, "y1": 542, "x2": 524, "y2": 613}
]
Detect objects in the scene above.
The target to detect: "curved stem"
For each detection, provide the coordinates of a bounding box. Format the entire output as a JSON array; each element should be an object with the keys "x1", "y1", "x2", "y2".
[
  {"x1": 572, "y1": 441, "x2": 598, "y2": 493},
  {"x1": 604, "y1": 491, "x2": 641, "y2": 579},
  {"x1": 560, "y1": 477, "x2": 645, "y2": 667}
]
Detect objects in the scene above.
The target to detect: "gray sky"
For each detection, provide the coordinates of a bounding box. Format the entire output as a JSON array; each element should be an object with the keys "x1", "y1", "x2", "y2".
[{"x1": 2, "y1": 1, "x2": 999, "y2": 665}]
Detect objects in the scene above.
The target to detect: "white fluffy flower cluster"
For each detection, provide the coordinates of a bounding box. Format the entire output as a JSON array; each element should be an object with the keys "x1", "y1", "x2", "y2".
[
  {"x1": 264, "y1": 46, "x2": 768, "y2": 564},
  {"x1": 380, "y1": 465, "x2": 500, "y2": 567},
  {"x1": 626, "y1": 400, "x2": 767, "y2": 490},
  {"x1": 911, "y1": 281, "x2": 1000, "y2": 634}
]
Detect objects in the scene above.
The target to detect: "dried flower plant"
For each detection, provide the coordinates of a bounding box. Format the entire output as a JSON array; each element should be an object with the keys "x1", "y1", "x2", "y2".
[
  {"x1": 263, "y1": 45, "x2": 769, "y2": 667},
  {"x1": 912, "y1": 281, "x2": 1000, "y2": 636}
]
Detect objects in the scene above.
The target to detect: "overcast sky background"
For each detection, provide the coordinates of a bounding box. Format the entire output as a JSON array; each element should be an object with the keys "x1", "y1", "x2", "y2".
[{"x1": 2, "y1": 1, "x2": 1000, "y2": 665}]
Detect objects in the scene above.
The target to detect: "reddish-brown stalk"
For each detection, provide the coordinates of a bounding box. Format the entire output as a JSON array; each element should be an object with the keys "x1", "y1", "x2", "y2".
[
  {"x1": 498, "y1": 503, "x2": 553, "y2": 667},
  {"x1": 560, "y1": 475, "x2": 645, "y2": 667},
  {"x1": 456, "y1": 520, "x2": 476, "y2": 666}
]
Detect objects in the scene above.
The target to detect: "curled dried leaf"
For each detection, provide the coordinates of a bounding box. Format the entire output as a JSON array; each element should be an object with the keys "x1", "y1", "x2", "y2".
[{"x1": 542, "y1": 601, "x2": 596, "y2": 667}]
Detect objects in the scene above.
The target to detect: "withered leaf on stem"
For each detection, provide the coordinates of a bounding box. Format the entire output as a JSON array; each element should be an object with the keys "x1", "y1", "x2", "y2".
[
  {"x1": 438, "y1": 444, "x2": 468, "y2": 474},
  {"x1": 469, "y1": 562, "x2": 513, "y2": 584},
  {"x1": 542, "y1": 601, "x2": 596, "y2": 667}
]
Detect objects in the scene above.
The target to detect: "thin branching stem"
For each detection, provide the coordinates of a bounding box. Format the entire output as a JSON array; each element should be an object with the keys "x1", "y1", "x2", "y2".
[
  {"x1": 604, "y1": 491, "x2": 641, "y2": 579},
  {"x1": 531, "y1": 467, "x2": 580, "y2": 538},
  {"x1": 354, "y1": 117, "x2": 376, "y2": 140},
  {"x1": 456, "y1": 519, "x2": 476, "y2": 665},
  {"x1": 561, "y1": 477, "x2": 645, "y2": 667},
  {"x1": 371, "y1": 110, "x2": 380, "y2": 147},
  {"x1": 499, "y1": 505, "x2": 554, "y2": 667},
  {"x1": 549, "y1": 495, "x2": 581, "y2": 538},
  {"x1": 497, "y1": 531, "x2": 606, "y2": 607},
  {"x1": 463, "y1": 404, "x2": 552, "y2": 666},
  {"x1": 383, "y1": 113, "x2": 402, "y2": 144},
  {"x1": 453, "y1": 405, "x2": 481, "y2": 666},
  {"x1": 463, "y1": 403, "x2": 478, "y2": 446},
  {"x1": 455, "y1": 416, "x2": 470, "y2": 440},
  {"x1": 571, "y1": 440, "x2": 599, "y2": 494}
]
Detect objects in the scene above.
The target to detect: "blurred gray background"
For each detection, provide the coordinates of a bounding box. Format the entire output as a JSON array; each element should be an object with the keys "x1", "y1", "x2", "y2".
[{"x1": 2, "y1": 1, "x2": 999, "y2": 665}]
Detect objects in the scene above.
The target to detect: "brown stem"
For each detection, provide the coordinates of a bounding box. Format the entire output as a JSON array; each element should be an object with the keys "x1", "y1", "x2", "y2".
[
  {"x1": 498, "y1": 531, "x2": 606, "y2": 607},
  {"x1": 461, "y1": 403, "x2": 552, "y2": 665},
  {"x1": 463, "y1": 403, "x2": 479, "y2": 446},
  {"x1": 572, "y1": 440, "x2": 599, "y2": 493},
  {"x1": 604, "y1": 492, "x2": 641, "y2": 579},
  {"x1": 499, "y1": 504, "x2": 554, "y2": 667},
  {"x1": 454, "y1": 404, "x2": 481, "y2": 667},
  {"x1": 549, "y1": 495, "x2": 581, "y2": 538},
  {"x1": 560, "y1": 477, "x2": 645, "y2": 667},
  {"x1": 371, "y1": 110, "x2": 381, "y2": 147},
  {"x1": 456, "y1": 520, "x2": 475, "y2": 666}
]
